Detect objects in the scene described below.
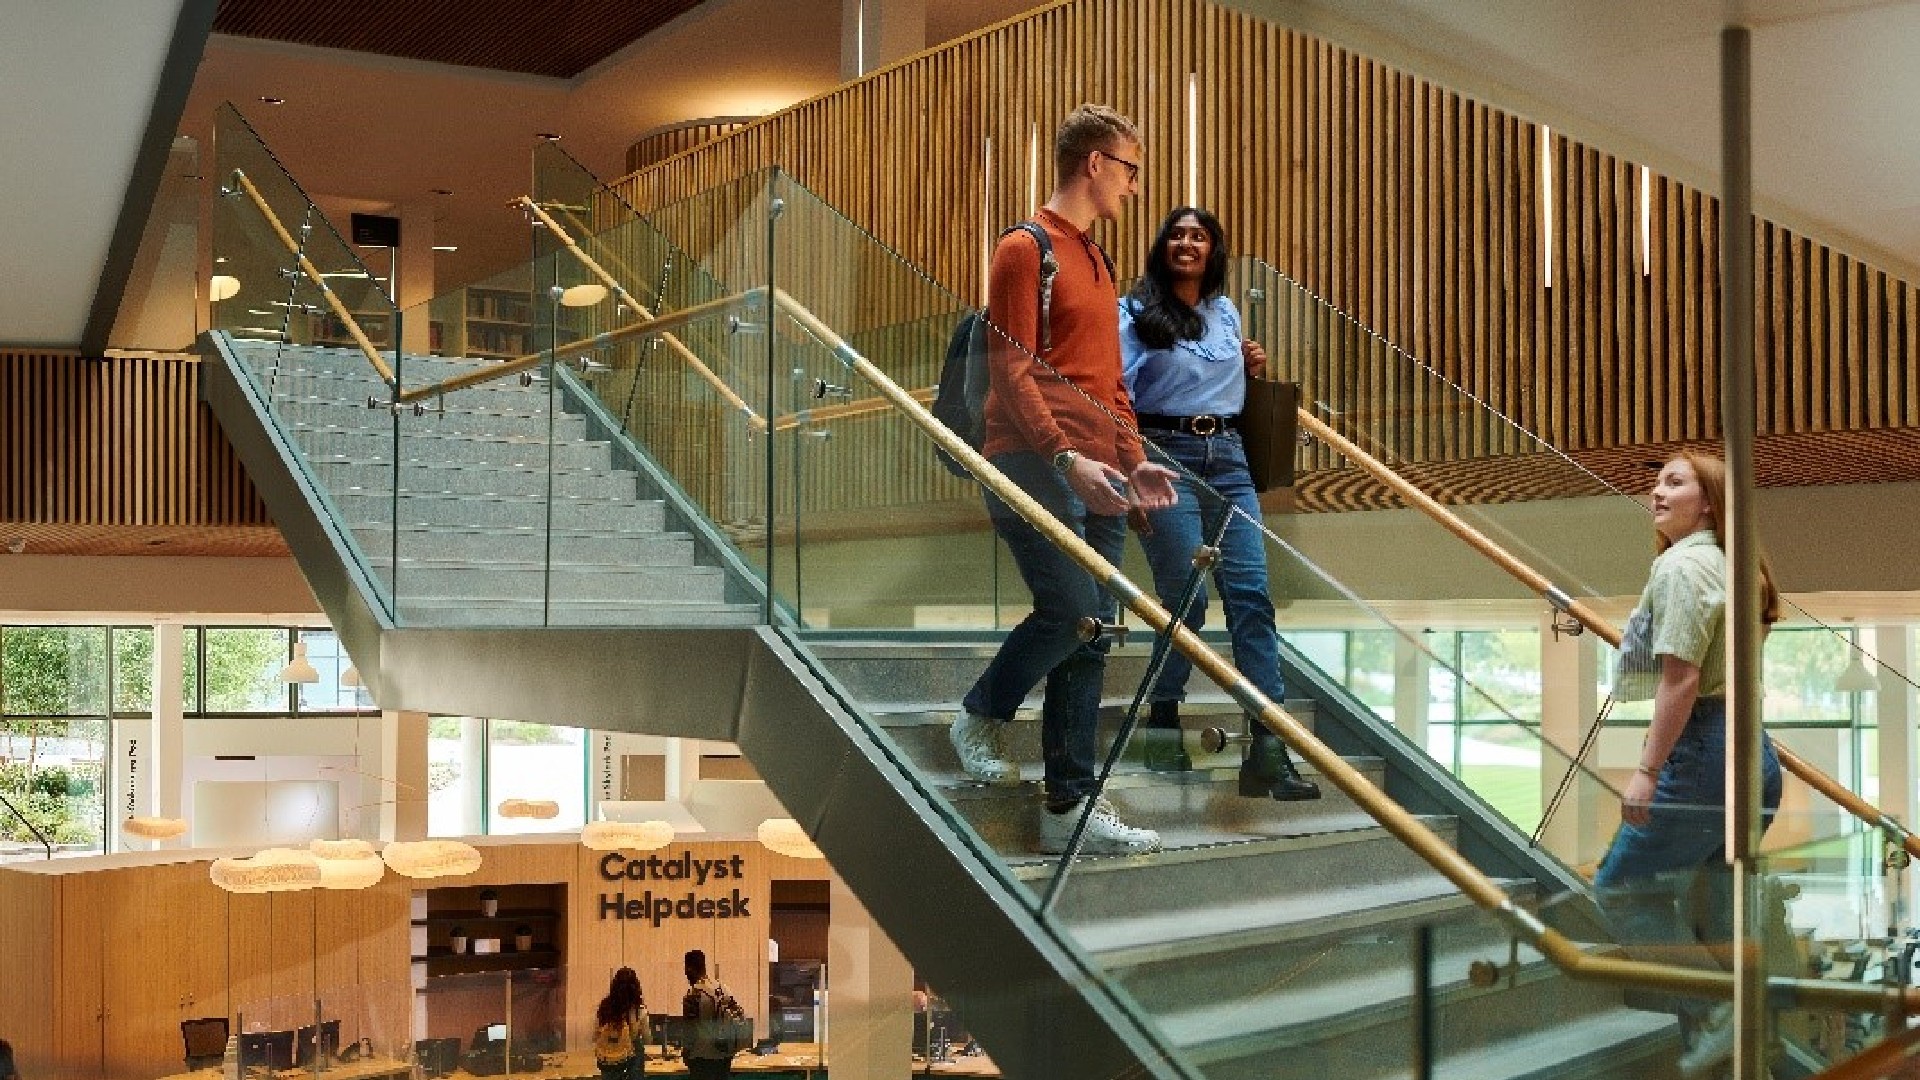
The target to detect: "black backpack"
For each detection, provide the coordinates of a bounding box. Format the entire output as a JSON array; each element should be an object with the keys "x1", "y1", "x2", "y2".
[{"x1": 931, "y1": 222, "x2": 1112, "y2": 477}]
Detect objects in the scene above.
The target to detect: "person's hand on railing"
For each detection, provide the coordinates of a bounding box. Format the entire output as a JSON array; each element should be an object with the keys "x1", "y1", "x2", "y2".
[{"x1": 1241, "y1": 337, "x2": 1269, "y2": 380}]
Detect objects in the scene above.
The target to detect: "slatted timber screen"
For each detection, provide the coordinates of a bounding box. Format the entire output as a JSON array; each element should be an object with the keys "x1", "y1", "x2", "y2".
[
  {"x1": 610, "y1": 0, "x2": 1920, "y2": 465},
  {"x1": 0, "y1": 351, "x2": 269, "y2": 527}
]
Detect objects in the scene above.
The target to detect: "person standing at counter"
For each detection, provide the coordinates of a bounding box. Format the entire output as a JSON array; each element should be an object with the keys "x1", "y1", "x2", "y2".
[
  {"x1": 681, "y1": 950, "x2": 743, "y2": 1079},
  {"x1": 1119, "y1": 206, "x2": 1319, "y2": 801},
  {"x1": 593, "y1": 967, "x2": 649, "y2": 1080}
]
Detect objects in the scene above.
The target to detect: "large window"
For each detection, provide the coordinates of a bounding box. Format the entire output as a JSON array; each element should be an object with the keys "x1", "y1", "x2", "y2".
[
  {"x1": 0, "y1": 623, "x2": 377, "y2": 859},
  {"x1": 0, "y1": 627, "x2": 110, "y2": 852},
  {"x1": 427, "y1": 716, "x2": 589, "y2": 838}
]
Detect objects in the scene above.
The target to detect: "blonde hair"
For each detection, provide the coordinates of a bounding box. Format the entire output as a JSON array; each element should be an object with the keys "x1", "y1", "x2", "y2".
[
  {"x1": 1658, "y1": 451, "x2": 1782, "y2": 624},
  {"x1": 1054, "y1": 104, "x2": 1139, "y2": 179}
]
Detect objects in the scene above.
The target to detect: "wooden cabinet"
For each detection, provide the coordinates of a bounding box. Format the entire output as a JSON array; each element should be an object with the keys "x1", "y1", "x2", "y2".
[{"x1": 411, "y1": 882, "x2": 566, "y2": 979}]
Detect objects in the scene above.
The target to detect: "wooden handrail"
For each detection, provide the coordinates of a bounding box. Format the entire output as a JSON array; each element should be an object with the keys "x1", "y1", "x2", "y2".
[
  {"x1": 1806, "y1": 1017, "x2": 1920, "y2": 1080},
  {"x1": 766, "y1": 284, "x2": 1918, "y2": 1015},
  {"x1": 513, "y1": 197, "x2": 763, "y2": 428},
  {"x1": 392, "y1": 291, "x2": 759, "y2": 403},
  {"x1": 225, "y1": 169, "x2": 396, "y2": 386},
  {"x1": 1295, "y1": 405, "x2": 1920, "y2": 862}
]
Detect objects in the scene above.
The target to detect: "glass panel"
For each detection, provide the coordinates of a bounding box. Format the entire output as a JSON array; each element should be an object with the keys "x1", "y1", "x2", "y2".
[
  {"x1": 111, "y1": 626, "x2": 154, "y2": 714},
  {"x1": 485, "y1": 719, "x2": 586, "y2": 834},
  {"x1": 1, "y1": 626, "x2": 107, "y2": 715},
  {"x1": 182, "y1": 627, "x2": 201, "y2": 714},
  {"x1": 315, "y1": 979, "x2": 415, "y2": 1078},
  {"x1": 298, "y1": 630, "x2": 373, "y2": 712},
  {"x1": 201, "y1": 628, "x2": 290, "y2": 713},
  {"x1": 211, "y1": 104, "x2": 401, "y2": 618}
]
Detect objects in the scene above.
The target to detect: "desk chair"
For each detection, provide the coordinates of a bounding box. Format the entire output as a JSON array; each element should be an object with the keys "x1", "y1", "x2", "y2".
[{"x1": 180, "y1": 1017, "x2": 229, "y2": 1071}]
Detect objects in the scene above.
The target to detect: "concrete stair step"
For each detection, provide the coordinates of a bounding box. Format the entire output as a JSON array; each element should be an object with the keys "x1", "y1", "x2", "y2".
[
  {"x1": 375, "y1": 561, "x2": 724, "y2": 603},
  {"x1": 877, "y1": 699, "x2": 1313, "y2": 775},
  {"x1": 314, "y1": 460, "x2": 640, "y2": 500},
  {"x1": 277, "y1": 402, "x2": 588, "y2": 439},
  {"x1": 1184, "y1": 947, "x2": 1678, "y2": 1080},
  {"x1": 335, "y1": 490, "x2": 666, "y2": 531},
  {"x1": 292, "y1": 428, "x2": 614, "y2": 469},
  {"x1": 1005, "y1": 817, "x2": 1461, "y2": 924},
  {"x1": 393, "y1": 597, "x2": 762, "y2": 628},
  {"x1": 351, "y1": 525, "x2": 692, "y2": 565},
  {"x1": 266, "y1": 367, "x2": 552, "y2": 403}
]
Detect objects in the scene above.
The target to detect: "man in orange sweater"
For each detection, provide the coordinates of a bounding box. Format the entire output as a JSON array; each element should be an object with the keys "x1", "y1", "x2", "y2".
[{"x1": 951, "y1": 104, "x2": 1178, "y2": 856}]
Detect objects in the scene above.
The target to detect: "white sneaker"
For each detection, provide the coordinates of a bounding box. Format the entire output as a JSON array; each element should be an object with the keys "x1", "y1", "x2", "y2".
[
  {"x1": 949, "y1": 711, "x2": 1019, "y2": 785},
  {"x1": 1679, "y1": 1004, "x2": 1734, "y2": 1078},
  {"x1": 1039, "y1": 796, "x2": 1162, "y2": 855}
]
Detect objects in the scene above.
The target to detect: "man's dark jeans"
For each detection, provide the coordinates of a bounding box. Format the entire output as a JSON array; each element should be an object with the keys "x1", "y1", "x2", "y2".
[{"x1": 962, "y1": 450, "x2": 1127, "y2": 807}]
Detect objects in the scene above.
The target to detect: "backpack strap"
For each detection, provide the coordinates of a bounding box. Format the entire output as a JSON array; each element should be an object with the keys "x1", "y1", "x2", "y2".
[{"x1": 1004, "y1": 222, "x2": 1059, "y2": 355}]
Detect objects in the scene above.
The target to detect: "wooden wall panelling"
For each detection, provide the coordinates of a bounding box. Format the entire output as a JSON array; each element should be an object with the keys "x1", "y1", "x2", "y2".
[
  {"x1": 56, "y1": 872, "x2": 107, "y2": 1080},
  {"x1": 0, "y1": 871, "x2": 58, "y2": 1080},
  {"x1": 605, "y1": 0, "x2": 1920, "y2": 498},
  {"x1": 102, "y1": 862, "x2": 199, "y2": 1079},
  {"x1": 226, "y1": 891, "x2": 276, "y2": 1028},
  {"x1": 0, "y1": 352, "x2": 269, "y2": 531}
]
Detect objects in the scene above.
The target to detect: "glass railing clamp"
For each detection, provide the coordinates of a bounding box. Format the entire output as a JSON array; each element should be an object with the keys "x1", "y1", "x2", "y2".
[
  {"x1": 1074, "y1": 617, "x2": 1129, "y2": 646},
  {"x1": 810, "y1": 378, "x2": 851, "y2": 401}
]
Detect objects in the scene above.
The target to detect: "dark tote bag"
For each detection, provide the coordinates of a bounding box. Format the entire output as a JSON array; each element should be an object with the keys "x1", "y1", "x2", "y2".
[{"x1": 1239, "y1": 378, "x2": 1300, "y2": 491}]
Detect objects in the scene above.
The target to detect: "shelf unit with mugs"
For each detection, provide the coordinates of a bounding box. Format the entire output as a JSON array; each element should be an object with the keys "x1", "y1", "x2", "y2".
[{"x1": 408, "y1": 882, "x2": 566, "y2": 980}]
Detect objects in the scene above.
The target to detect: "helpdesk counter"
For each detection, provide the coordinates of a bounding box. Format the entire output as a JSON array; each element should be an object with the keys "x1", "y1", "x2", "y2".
[{"x1": 162, "y1": 1046, "x2": 999, "y2": 1079}]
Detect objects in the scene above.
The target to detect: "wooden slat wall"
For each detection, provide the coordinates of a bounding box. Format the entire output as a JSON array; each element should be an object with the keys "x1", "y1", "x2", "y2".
[
  {"x1": 0, "y1": 352, "x2": 269, "y2": 527},
  {"x1": 609, "y1": 0, "x2": 1920, "y2": 458}
]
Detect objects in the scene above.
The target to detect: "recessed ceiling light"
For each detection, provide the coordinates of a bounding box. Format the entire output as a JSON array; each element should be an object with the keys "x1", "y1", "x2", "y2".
[
  {"x1": 536, "y1": 132, "x2": 561, "y2": 141},
  {"x1": 432, "y1": 245, "x2": 458, "y2": 252},
  {"x1": 259, "y1": 96, "x2": 285, "y2": 105}
]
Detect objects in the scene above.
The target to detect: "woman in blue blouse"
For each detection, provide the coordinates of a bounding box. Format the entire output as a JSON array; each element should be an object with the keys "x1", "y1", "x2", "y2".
[{"x1": 1120, "y1": 207, "x2": 1318, "y2": 801}]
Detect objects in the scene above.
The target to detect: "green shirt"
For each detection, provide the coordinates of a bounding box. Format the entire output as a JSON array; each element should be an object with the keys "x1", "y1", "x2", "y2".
[{"x1": 1612, "y1": 530, "x2": 1725, "y2": 702}]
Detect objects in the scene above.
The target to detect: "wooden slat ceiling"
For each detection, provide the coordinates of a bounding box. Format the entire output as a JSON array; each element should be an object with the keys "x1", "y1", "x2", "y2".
[{"x1": 212, "y1": 0, "x2": 709, "y2": 78}]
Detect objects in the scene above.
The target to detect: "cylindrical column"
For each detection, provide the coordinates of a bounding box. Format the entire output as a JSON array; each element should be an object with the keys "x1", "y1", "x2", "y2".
[{"x1": 1720, "y1": 24, "x2": 1766, "y2": 1080}]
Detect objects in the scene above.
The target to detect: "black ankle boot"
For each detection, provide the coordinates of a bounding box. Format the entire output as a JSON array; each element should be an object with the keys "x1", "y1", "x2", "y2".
[
  {"x1": 1239, "y1": 729, "x2": 1321, "y2": 801},
  {"x1": 1141, "y1": 701, "x2": 1191, "y2": 772}
]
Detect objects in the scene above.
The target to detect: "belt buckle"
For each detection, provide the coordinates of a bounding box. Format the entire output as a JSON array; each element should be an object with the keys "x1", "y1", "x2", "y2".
[{"x1": 1189, "y1": 415, "x2": 1219, "y2": 436}]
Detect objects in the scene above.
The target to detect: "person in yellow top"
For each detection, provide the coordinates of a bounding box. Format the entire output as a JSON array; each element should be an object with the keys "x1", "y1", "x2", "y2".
[
  {"x1": 1594, "y1": 451, "x2": 1783, "y2": 1076},
  {"x1": 593, "y1": 967, "x2": 649, "y2": 1080}
]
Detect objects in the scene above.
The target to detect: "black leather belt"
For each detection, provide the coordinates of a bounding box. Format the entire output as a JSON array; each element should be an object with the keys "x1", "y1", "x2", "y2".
[{"x1": 1136, "y1": 413, "x2": 1238, "y2": 436}]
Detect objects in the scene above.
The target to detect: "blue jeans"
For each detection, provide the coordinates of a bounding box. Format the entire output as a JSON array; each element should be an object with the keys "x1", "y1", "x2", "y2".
[
  {"x1": 1136, "y1": 433, "x2": 1285, "y2": 745},
  {"x1": 1594, "y1": 699, "x2": 1783, "y2": 969},
  {"x1": 962, "y1": 450, "x2": 1127, "y2": 806},
  {"x1": 599, "y1": 1057, "x2": 643, "y2": 1080}
]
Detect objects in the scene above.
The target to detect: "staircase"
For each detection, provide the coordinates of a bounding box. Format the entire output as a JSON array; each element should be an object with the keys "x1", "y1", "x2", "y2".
[
  {"x1": 208, "y1": 326, "x2": 1688, "y2": 1078},
  {"x1": 200, "y1": 107, "x2": 1708, "y2": 1072}
]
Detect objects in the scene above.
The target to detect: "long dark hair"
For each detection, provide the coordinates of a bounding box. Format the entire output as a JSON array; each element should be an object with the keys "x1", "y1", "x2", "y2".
[
  {"x1": 1125, "y1": 206, "x2": 1229, "y2": 349},
  {"x1": 597, "y1": 967, "x2": 645, "y2": 1027}
]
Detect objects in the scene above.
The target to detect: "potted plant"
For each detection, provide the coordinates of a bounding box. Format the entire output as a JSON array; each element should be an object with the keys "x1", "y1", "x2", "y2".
[
  {"x1": 513, "y1": 925, "x2": 534, "y2": 953},
  {"x1": 479, "y1": 888, "x2": 499, "y2": 917},
  {"x1": 448, "y1": 926, "x2": 468, "y2": 955}
]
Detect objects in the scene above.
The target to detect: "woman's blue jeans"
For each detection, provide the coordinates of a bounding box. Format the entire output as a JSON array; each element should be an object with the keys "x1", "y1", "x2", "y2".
[
  {"x1": 1135, "y1": 433, "x2": 1286, "y2": 726},
  {"x1": 1593, "y1": 699, "x2": 1783, "y2": 985},
  {"x1": 962, "y1": 450, "x2": 1127, "y2": 806}
]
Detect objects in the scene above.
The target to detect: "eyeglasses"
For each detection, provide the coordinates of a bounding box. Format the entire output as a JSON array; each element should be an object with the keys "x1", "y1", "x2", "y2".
[{"x1": 1097, "y1": 149, "x2": 1141, "y2": 183}]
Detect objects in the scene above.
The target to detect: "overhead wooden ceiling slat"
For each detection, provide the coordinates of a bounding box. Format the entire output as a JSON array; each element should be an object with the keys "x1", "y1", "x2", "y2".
[{"x1": 212, "y1": 0, "x2": 707, "y2": 79}]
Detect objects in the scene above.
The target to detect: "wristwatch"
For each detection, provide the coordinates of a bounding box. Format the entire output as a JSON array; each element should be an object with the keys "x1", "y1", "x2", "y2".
[{"x1": 1051, "y1": 449, "x2": 1080, "y2": 474}]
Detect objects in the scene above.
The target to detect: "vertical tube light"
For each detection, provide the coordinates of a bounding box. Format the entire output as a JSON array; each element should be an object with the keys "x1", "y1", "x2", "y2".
[
  {"x1": 1540, "y1": 125, "x2": 1554, "y2": 289},
  {"x1": 1027, "y1": 122, "x2": 1039, "y2": 213},
  {"x1": 1187, "y1": 72, "x2": 1200, "y2": 207},
  {"x1": 1639, "y1": 164, "x2": 1652, "y2": 277},
  {"x1": 981, "y1": 137, "x2": 993, "y2": 305}
]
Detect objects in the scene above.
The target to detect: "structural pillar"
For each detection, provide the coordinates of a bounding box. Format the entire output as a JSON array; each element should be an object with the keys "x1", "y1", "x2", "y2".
[
  {"x1": 827, "y1": 872, "x2": 915, "y2": 1078},
  {"x1": 152, "y1": 621, "x2": 186, "y2": 849},
  {"x1": 1392, "y1": 634, "x2": 1431, "y2": 747},
  {"x1": 1719, "y1": 24, "x2": 1767, "y2": 1080},
  {"x1": 1873, "y1": 626, "x2": 1916, "y2": 926}
]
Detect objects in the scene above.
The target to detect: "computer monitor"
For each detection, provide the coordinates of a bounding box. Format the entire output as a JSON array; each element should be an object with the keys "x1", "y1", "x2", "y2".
[
  {"x1": 485, "y1": 1023, "x2": 508, "y2": 1043},
  {"x1": 239, "y1": 1030, "x2": 296, "y2": 1073},
  {"x1": 294, "y1": 1020, "x2": 340, "y2": 1067},
  {"x1": 415, "y1": 1037, "x2": 462, "y2": 1079},
  {"x1": 646, "y1": 1014, "x2": 669, "y2": 1045}
]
